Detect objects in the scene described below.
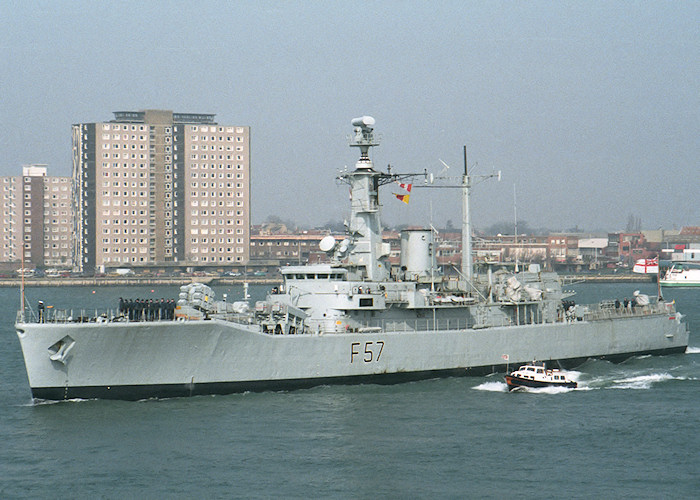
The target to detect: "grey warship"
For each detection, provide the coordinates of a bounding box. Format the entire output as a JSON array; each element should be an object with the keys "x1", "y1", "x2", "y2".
[{"x1": 15, "y1": 116, "x2": 689, "y2": 400}]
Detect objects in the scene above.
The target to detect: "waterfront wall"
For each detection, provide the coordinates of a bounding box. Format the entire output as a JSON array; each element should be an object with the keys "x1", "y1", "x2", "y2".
[
  {"x1": 0, "y1": 277, "x2": 281, "y2": 287},
  {"x1": 0, "y1": 274, "x2": 654, "y2": 287}
]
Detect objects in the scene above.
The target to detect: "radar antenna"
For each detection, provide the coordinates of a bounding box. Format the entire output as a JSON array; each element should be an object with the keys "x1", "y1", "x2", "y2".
[{"x1": 349, "y1": 116, "x2": 378, "y2": 166}]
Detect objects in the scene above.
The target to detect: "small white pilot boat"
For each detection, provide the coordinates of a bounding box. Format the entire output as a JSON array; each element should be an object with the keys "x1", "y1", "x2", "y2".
[{"x1": 505, "y1": 362, "x2": 577, "y2": 391}]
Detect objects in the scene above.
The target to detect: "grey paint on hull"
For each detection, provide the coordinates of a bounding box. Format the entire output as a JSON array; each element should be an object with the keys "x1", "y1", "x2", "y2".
[
  {"x1": 30, "y1": 346, "x2": 686, "y2": 401},
  {"x1": 16, "y1": 312, "x2": 688, "y2": 400}
]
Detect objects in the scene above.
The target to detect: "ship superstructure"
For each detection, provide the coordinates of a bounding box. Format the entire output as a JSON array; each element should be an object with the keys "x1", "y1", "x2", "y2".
[
  {"x1": 14, "y1": 116, "x2": 689, "y2": 401},
  {"x1": 256, "y1": 117, "x2": 576, "y2": 336}
]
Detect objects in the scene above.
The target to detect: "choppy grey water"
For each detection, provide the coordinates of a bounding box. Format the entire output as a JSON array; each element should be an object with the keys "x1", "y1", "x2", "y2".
[{"x1": 1, "y1": 282, "x2": 698, "y2": 498}]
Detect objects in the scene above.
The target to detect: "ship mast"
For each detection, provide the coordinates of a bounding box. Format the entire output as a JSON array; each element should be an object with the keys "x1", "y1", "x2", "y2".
[
  {"x1": 415, "y1": 147, "x2": 499, "y2": 285},
  {"x1": 338, "y1": 119, "x2": 497, "y2": 284},
  {"x1": 340, "y1": 116, "x2": 391, "y2": 282},
  {"x1": 461, "y1": 146, "x2": 472, "y2": 281}
]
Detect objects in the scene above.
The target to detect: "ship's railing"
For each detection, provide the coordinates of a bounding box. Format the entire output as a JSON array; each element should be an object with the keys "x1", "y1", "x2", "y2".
[
  {"x1": 355, "y1": 318, "x2": 471, "y2": 332},
  {"x1": 581, "y1": 298, "x2": 673, "y2": 321},
  {"x1": 18, "y1": 307, "x2": 176, "y2": 324},
  {"x1": 384, "y1": 289, "x2": 409, "y2": 304},
  {"x1": 18, "y1": 308, "x2": 121, "y2": 324},
  {"x1": 350, "y1": 317, "x2": 512, "y2": 333},
  {"x1": 213, "y1": 312, "x2": 257, "y2": 325},
  {"x1": 17, "y1": 306, "x2": 256, "y2": 326}
]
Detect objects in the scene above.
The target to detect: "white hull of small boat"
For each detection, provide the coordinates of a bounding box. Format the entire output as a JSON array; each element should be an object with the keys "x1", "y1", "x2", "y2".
[{"x1": 505, "y1": 363, "x2": 577, "y2": 391}]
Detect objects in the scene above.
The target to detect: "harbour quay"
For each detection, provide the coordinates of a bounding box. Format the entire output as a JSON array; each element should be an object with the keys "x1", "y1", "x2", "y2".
[
  {"x1": 0, "y1": 271, "x2": 656, "y2": 287},
  {"x1": 0, "y1": 276, "x2": 280, "y2": 287}
]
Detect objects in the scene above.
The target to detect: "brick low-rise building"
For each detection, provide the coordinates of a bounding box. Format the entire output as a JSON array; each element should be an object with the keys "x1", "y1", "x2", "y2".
[{"x1": 250, "y1": 230, "x2": 337, "y2": 266}]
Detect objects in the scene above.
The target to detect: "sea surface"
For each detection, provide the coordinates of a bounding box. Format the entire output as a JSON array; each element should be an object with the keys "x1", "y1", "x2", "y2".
[{"x1": 1, "y1": 282, "x2": 698, "y2": 498}]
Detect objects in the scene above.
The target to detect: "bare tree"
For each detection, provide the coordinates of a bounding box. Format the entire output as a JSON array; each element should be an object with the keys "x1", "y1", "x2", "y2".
[{"x1": 626, "y1": 214, "x2": 641, "y2": 232}]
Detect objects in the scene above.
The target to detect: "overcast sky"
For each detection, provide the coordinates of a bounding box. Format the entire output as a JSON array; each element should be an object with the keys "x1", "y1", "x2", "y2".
[{"x1": 1, "y1": 1, "x2": 698, "y2": 233}]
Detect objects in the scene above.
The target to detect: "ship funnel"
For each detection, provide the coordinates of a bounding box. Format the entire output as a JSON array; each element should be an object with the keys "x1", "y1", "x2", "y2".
[{"x1": 400, "y1": 229, "x2": 437, "y2": 282}]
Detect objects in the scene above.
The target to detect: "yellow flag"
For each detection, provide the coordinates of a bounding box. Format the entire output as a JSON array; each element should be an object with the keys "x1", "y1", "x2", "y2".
[{"x1": 393, "y1": 193, "x2": 410, "y2": 204}]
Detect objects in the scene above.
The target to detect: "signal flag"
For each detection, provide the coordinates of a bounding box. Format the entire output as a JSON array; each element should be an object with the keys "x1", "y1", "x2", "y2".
[{"x1": 393, "y1": 193, "x2": 410, "y2": 204}]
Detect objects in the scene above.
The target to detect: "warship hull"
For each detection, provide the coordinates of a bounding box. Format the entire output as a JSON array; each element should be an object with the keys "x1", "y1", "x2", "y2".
[
  {"x1": 11, "y1": 116, "x2": 691, "y2": 401},
  {"x1": 16, "y1": 313, "x2": 687, "y2": 401}
]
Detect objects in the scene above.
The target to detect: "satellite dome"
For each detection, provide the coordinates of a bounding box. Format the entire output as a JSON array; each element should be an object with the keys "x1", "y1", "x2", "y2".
[{"x1": 319, "y1": 235, "x2": 336, "y2": 252}]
